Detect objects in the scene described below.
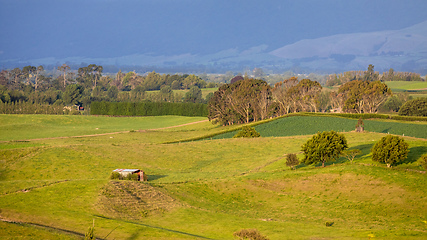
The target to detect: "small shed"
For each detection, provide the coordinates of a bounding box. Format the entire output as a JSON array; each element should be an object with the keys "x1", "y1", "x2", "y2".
[{"x1": 113, "y1": 169, "x2": 147, "y2": 181}]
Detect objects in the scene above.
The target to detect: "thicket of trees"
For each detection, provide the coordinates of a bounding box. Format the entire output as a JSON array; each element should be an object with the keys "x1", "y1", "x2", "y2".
[
  {"x1": 0, "y1": 64, "x2": 215, "y2": 114},
  {"x1": 207, "y1": 65, "x2": 399, "y2": 125},
  {"x1": 326, "y1": 65, "x2": 424, "y2": 87},
  {"x1": 1, "y1": 64, "x2": 424, "y2": 119}
]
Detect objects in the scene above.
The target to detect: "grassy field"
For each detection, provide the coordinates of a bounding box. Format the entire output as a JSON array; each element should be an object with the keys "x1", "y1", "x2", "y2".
[
  {"x1": 384, "y1": 81, "x2": 427, "y2": 98},
  {"x1": 384, "y1": 81, "x2": 427, "y2": 91},
  {"x1": 0, "y1": 115, "x2": 207, "y2": 141},
  {"x1": 0, "y1": 115, "x2": 426, "y2": 239}
]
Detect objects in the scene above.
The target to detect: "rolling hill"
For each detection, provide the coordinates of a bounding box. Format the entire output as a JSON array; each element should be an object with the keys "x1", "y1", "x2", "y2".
[{"x1": 0, "y1": 115, "x2": 426, "y2": 239}]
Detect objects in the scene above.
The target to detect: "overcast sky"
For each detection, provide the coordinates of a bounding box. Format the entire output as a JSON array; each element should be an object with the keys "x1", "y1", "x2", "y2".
[{"x1": 1, "y1": 0, "x2": 427, "y2": 61}]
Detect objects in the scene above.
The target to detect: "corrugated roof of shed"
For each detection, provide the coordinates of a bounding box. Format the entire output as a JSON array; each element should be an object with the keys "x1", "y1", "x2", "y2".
[{"x1": 113, "y1": 169, "x2": 140, "y2": 172}]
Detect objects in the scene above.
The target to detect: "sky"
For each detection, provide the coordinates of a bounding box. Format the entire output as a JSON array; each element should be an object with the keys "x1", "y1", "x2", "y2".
[{"x1": 1, "y1": 0, "x2": 427, "y2": 62}]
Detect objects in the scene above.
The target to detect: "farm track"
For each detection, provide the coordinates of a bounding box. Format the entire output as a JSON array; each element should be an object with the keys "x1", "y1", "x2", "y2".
[
  {"x1": 1, "y1": 179, "x2": 70, "y2": 196},
  {"x1": 2, "y1": 119, "x2": 209, "y2": 143}
]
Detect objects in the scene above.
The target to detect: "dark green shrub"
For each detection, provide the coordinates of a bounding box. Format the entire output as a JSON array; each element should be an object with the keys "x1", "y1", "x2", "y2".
[
  {"x1": 355, "y1": 118, "x2": 364, "y2": 132},
  {"x1": 126, "y1": 173, "x2": 139, "y2": 181},
  {"x1": 90, "y1": 101, "x2": 208, "y2": 117},
  {"x1": 325, "y1": 221, "x2": 334, "y2": 227},
  {"x1": 109, "y1": 171, "x2": 121, "y2": 180},
  {"x1": 301, "y1": 131, "x2": 348, "y2": 167},
  {"x1": 285, "y1": 153, "x2": 299, "y2": 170},
  {"x1": 84, "y1": 226, "x2": 95, "y2": 240},
  {"x1": 419, "y1": 154, "x2": 427, "y2": 170},
  {"x1": 233, "y1": 126, "x2": 260, "y2": 138},
  {"x1": 371, "y1": 135, "x2": 409, "y2": 167},
  {"x1": 398, "y1": 97, "x2": 427, "y2": 116},
  {"x1": 233, "y1": 229, "x2": 269, "y2": 240}
]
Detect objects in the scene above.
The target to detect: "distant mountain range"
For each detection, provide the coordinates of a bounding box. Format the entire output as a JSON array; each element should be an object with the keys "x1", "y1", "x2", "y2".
[
  {"x1": 270, "y1": 20, "x2": 427, "y2": 73},
  {"x1": 2, "y1": 21, "x2": 427, "y2": 74}
]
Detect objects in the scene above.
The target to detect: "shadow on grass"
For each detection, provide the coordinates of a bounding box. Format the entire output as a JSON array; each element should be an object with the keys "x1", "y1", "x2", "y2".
[
  {"x1": 147, "y1": 175, "x2": 167, "y2": 181},
  {"x1": 405, "y1": 146, "x2": 427, "y2": 164},
  {"x1": 94, "y1": 215, "x2": 215, "y2": 240},
  {"x1": 126, "y1": 231, "x2": 140, "y2": 240},
  {"x1": 354, "y1": 143, "x2": 375, "y2": 158},
  {"x1": 380, "y1": 127, "x2": 392, "y2": 134}
]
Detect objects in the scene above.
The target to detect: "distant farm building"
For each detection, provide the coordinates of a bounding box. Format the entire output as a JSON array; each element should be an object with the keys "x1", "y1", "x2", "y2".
[{"x1": 113, "y1": 169, "x2": 147, "y2": 181}]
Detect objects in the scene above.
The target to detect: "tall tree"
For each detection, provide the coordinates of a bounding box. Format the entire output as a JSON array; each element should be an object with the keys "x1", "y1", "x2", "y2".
[
  {"x1": 364, "y1": 64, "x2": 378, "y2": 81},
  {"x1": 339, "y1": 80, "x2": 390, "y2": 113},
  {"x1": 77, "y1": 64, "x2": 103, "y2": 89},
  {"x1": 22, "y1": 65, "x2": 36, "y2": 86},
  {"x1": 58, "y1": 64, "x2": 70, "y2": 89},
  {"x1": 63, "y1": 84, "x2": 84, "y2": 105},
  {"x1": 286, "y1": 79, "x2": 322, "y2": 112},
  {"x1": 10, "y1": 68, "x2": 24, "y2": 90},
  {"x1": 34, "y1": 66, "x2": 44, "y2": 91},
  {"x1": 208, "y1": 78, "x2": 271, "y2": 125},
  {"x1": 184, "y1": 86, "x2": 202, "y2": 103},
  {"x1": 272, "y1": 77, "x2": 298, "y2": 115}
]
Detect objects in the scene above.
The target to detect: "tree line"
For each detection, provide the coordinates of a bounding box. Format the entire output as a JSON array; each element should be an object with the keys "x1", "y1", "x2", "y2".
[
  {"x1": 90, "y1": 101, "x2": 208, "y2": 117},
  {"x1": 207, "y1": 65, "x2": 425, "y2": 125},
  {"x1": 1, "y1": 64, "x2": 425, "y2": 119},
  {"x1": 326, "y1": 65, "x2": 424, "y2": 87},
  {"x1": 0, "y1": 64, "x2": 216, "y2": 114}
]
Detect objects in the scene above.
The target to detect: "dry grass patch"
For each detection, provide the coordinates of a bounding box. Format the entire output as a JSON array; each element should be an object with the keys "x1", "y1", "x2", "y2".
[{"x1": 96, "y1": 181, "x2": 182, "y2": 220}]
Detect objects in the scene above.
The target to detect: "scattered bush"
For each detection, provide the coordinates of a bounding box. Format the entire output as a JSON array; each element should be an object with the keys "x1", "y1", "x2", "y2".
[
  {"x1": 340, "y1": 149, "x2": 362, "y2": 164},
  {"x1": 125, "y1": 173, "x2": 139, "y2": 181},
  {"x1": 419, "y1": 154, "x2": 427, "y2": 170},
  {"x1": 325, "y1": 221, "x2": 334, "y2": 227},
  {"x1": 371, "y1": 135, "x2": 409, "y2": 167},
  {"x1": 233, "y1": 229, "x2": 269, "y2": 240},
  {"x1": 233, "y1": 126, "x2": 260, "y2": 138},
  {"x1": 110, "y1": 171, "x2": 121, "y2": 180},
  {"x1": 110, "y1": 172, "x2": 139, "y2": 181},
  {"x1": 285, "y1": 153, "x2": 299, "y2": 170}
]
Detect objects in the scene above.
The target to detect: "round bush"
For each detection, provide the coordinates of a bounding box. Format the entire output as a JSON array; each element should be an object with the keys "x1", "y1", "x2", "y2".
[
  {"x1": 398, "y1": 97, "x2": 427, "y2": 116},
  {"x1": 371, "y1": 135, "x2": 409, "y2": 167},
  {"x1": 419, "y1": 153, "x2": 427, "y2": 170},
  {"x1": 233, "y1": 126, "x2": 260, "y2": 138}
]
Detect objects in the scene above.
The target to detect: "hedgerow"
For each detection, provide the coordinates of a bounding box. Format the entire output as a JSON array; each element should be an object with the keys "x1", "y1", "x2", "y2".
[{"x1": 91, "y1": 101, "x2": 208, "y2": 117}]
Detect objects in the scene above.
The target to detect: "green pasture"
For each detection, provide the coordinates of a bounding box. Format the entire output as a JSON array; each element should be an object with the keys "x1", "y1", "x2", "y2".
[
  {"x1": 0, "y1": 115, "x2": 426, "y2": 239},
  {"x1": 385, "y1": 81, "x2": 427, "y2": 91},
  {"x1": 212, "y1": 116, "x2": 427, "y2": 139},
  {"x1": 0, "y1": 114, "x2": 207, "y2": 141}
]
